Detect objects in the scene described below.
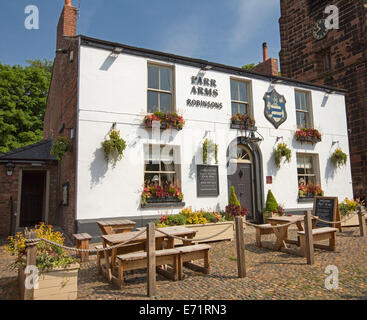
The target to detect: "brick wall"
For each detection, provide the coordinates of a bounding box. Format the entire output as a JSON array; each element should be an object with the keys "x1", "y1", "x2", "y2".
[
  {"x1": 43, "y1": 4, "x2": 79, "y2": 236},
  {"x1": 279, "y1": 0, "x2": 367, "y2": 200},
  {"x1": 252, "y1": 58, "x2": 279, "y2": 77}
]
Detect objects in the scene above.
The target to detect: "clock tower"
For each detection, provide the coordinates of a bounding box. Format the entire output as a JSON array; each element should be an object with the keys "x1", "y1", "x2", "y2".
[{"x1": 279, "y1": 0, "x2": 367, "y2": 200}]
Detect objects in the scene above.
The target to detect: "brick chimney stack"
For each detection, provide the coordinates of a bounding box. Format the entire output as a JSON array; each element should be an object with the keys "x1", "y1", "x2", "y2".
[
  {"x1": 252, "y1": 42, "x2": 279, "y2": 77},
  {"x1": 57, "y1": 0, "x2": 77, "y2": 49}
]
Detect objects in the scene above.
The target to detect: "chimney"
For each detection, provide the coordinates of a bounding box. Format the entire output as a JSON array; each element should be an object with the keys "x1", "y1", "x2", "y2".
[
  {"x1": 252, "y1": 43, "x2": 279, "y2": 77},
  {"x1": 57, "y1": 0, "x2": 77, "y2": 49},
  {"x1": 262, "y1": 42, "x2": 268, "y2": 62}
]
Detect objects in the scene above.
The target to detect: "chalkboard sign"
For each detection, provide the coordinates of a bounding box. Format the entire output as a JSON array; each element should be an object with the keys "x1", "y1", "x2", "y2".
[
  {"x1": 313, "y1": 197, "x2": 338, "y2": 228},
  {"x1": 197, "y1": 165, "x2": 219, "y2": 197}
]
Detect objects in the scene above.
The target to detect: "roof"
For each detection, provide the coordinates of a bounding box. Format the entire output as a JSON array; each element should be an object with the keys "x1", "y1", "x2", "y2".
[
  {"x1": 78, "y1": 35, "x2": 347, "y2": 95},
  {"x1": 0, "y1": 140, "x2": 57, "y2": 162}
]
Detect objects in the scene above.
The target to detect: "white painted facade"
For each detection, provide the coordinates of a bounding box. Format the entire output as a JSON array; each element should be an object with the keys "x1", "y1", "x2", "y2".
[{"x1": 76, "y1": 43, "x2": 353, "y2": 222}]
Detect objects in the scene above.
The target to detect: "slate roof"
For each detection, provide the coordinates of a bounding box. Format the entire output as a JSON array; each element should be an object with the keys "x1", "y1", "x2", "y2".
[{"x1": 0, "y1": 139, "x2": 57, "y2": 162}]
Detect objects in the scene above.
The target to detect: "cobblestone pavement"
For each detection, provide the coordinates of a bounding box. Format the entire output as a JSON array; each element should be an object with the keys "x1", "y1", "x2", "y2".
[{"x1": 1, "y1": 227, "x2": 366, "y2": 300}]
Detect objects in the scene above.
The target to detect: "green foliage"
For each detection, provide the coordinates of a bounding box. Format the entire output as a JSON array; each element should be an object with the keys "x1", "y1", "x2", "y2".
[
  {"x1": 265, "y1": 190, "x2": 278, "y2": 213},
  {"x1": 168, "y1": 214, "x2": 187, "y2": 226},
  {"x1": 203, "y1": 139, "x2": 218, "y2": 164},
  {"x1": 0, "y1": 59, "x2": 52, "y2": 153},
  {"x1": 241, "y1": 63, "x2": 255, "y2": 70},
  {"x1": 101, "y1": 128, "x2": 127, "y2": 162},
  {"x1": 50, "y1": 136, "x2": 72, "y2": 161},
  {"x1": 229, "y1": 186, "x2": 240, "y2": 207},
  {"x1": 274, "y1": 143, "x2": 292, "y2": 168},
  {"x1": 203, "y1": 212, "x2": 219, "y2": 223},
  {"x1": 331, "y1": 148, "x2": 347, "y2": 168}
]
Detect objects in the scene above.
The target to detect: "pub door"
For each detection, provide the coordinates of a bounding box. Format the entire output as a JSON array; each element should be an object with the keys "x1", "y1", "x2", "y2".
[
  {"x1": 227, "y1": 144, "x2": 254, "y2": 219},
  {"x1": 19, "y1": 171, "x2": 46, "y2": 228}
]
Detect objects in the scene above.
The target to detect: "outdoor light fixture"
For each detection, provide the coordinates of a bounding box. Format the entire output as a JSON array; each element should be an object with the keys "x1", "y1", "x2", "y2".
[
  {"x1": 56, "y1": 49, "x2": 69, "y2": 54},
  {"x1": 112, "y1": 47, "x2": 123, "y2": 56},
  {"x1": 201, "y1": 64, "x2": 213, "y2": 71},
  {"x1": 5, "y1": 163, "x2": 15, "y2": 177}
]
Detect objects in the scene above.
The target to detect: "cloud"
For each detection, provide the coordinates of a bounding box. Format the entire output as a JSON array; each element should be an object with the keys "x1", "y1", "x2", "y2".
[{"x1": 228, "y1": 0, "x2": 279, "y2": 50}]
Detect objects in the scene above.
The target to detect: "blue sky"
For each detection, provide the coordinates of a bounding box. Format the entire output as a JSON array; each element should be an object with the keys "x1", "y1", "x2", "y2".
[{"x1": 0, "y1": 0, "x2": 281, "y2": 68}]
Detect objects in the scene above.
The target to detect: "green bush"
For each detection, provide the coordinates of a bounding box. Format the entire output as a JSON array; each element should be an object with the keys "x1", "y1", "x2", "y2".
[
  {"x1": 265, "y1": 190, "x2": 278, "y2": 213},
  {"x1": 229, "y1": 186, "x2": 240, "y2": 206},
  {"x1": 203, "y1": 212, "x2": 219, "y2": 223},
  {"x1": 168, "y1": 214, "x2": 187, "y2": 226}
]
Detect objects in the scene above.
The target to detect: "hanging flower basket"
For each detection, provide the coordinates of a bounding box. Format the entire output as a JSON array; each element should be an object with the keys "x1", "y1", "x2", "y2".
[
  {"x1": 50, "y1": 136, "x2": 72, "y2": 161},
  {"x1": 203, "y1": 139, "x2": 218, "y2": 165},
  {"x1": 331, "y1": 148, "x2": 348, "y2": 168},
  {"x1": 274, "y1": 143, "x2": 292, "y2": 168},
  {"x1": 101, "y1": 127, "x2": 126, "y2": 162}
]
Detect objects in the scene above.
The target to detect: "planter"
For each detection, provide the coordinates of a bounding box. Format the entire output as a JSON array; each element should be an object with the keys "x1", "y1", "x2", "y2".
[
  {"x1": 295, "y1": 136, "x2": 321, "y2": 144},
  {"x1": 19, "y1": 263, "x2": 80, "y2": 300},
  {"x1": 171, "y1": 221, "x2": 235, "y2": 245},
  {"x1": 341, "y1": 212, "x2": 360, "y2": 227}
]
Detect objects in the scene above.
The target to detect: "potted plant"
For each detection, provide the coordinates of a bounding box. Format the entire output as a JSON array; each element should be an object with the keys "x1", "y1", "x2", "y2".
[
  {"x1": 7, "y1": 223, "x2": 79, "y2": 300},
  {"x1": 295, "y1": 128, "x2": 322, "y2": 144},
  {"x1": 50, "y1": 136, "x2": 72, "y2": 161},
  {"x1": 141, "y1": 184, "x2": 184, "y2": 206},
  {"x1": 143, "y1": 111, "x2": 185, "y2": 130},
  {"x1": 263, "y1": 190, "x2": 279, "y2": 223},
  {"x1": 203, "y1": 139, "x2": 218, "y2": 165},
  {"x1": 331, "y1": 148, "x2": 348, "y2": 168},
  {"x1": 225, "y1": 186, "x2": 249, "y2": 219},
  {"x1": 101, "y1": 127, "x2": 127, "y2": 162},
  {"x1": 339, "y1": 197, "x2": 365, "y2": 227},
  {"x1": 298, "y1": 183, "x2": 324, "y2": 198},
  {"x1": 274, "y1": 143, "x2": 292, "y2": 168},
  {"x1": 241, "y1": 114, "x2": 256, "y2": 130},
  {"x1": 231, "y1": 113, "x2": 242, "y2": 126}
]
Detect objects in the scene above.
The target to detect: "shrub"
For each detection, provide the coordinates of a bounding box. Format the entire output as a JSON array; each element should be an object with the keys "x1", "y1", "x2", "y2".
[
  {"x1": 265, "y1": 190, "x2": 278, "y2": 213},
  {"x1": 203, "y1": 211, "x2": 220, "y2": 223},
  {"x1": 7, "y1": 223, "x2": 76, "y2": 272},
  {"x1": 339, "y1": 198, "x2": 363, "y2": 217},
  {"x1": 229, "y1": 186, "x2": 240, "y2": 206},
  {"x1": 169, "y1": 214, "x2": 187, "y2": 226}
]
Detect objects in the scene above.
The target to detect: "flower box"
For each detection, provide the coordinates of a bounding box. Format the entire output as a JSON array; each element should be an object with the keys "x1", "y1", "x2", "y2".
[
  {"x1": 172, "y1": 221, "x2": 236, "y2": 245},
  {"x1": 296, "y1": 136, "x2": 321, "y2": 144},
  {"x1": 341, "y1": 212, "x2": 360, "y2": 227},
  {"x1": 144, "y1": 112, "x2": 185, "y2": 131},
  {"x1": 295, "y1": 128, "x2": 322, "y2": 144},
  {"x1": 18, "y1": 263, "x2": 80, "y2": 300}
]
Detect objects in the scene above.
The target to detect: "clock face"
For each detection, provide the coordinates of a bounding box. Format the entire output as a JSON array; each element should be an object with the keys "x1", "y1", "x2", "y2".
[{"x1": 313, "y1": 19, "x2": 328, "y2": 40}]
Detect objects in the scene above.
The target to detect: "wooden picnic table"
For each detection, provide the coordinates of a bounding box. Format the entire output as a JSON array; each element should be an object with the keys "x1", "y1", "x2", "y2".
[
  {"x1": 101, "y1": 226, "x2": 197, "y2": 280},
  {"x1": 97, "y1": 219, "x2": 136, "y2": 235},
  {"x1": 267, "y1": 215, "x2": 318, "y2": 251}
]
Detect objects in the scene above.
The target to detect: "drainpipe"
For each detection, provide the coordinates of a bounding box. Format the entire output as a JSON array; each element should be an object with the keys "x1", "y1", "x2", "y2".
[{"x1": 9, "y1": 196, "x2": 17, "y2": 236}]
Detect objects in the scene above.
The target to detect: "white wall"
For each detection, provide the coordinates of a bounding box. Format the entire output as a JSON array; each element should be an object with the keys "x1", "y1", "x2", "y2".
[{"x1": 76, "y1": 45, "x2": 353, "y2": 220}]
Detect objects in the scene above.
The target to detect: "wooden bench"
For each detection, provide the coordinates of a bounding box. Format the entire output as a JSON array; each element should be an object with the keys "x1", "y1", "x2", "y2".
[
  {"x1": 297, "y1": 227, "x2": 338, "y2": 256},
  {"x1": 72, "y1": 233, "x2": 92, "y2": 262},
  {"x1": 255, "y1": 224, "x2": 275, "y2": 247},
  {"x1": 116, "y1": 248, "x2": 180, "y2": 289},
  {"x1": 176, "y1": 244, "x2": 211, "y2": 280}
]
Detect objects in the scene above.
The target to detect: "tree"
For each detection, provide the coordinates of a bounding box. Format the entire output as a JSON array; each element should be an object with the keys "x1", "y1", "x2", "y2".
[
  {"x1": 242, "y1": 63, "x2": 255, "y2": 71},
  {"x1": 0, "y1": 59, "x2": 52, "y2": 153},
  {"x1": 265, "y1": 190, "x2": 279, "y2": 213}
]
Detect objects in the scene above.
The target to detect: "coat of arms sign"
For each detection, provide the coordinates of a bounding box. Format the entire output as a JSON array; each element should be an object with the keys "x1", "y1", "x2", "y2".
[{"x1": 263, "y1": 89, "x2": 287, "y2": 129}]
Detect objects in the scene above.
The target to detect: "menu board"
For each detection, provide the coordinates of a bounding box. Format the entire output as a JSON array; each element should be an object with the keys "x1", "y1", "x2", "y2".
[
  {"x1": 197, "y1": 165, "x2": 219, "y2": 197},
  {"x1": 314, "y1": 197, "x2": 337, "y2": 228}
]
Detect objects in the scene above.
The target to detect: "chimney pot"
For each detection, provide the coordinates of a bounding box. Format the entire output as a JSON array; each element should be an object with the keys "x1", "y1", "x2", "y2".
[
  {"x1": 262, "y1": 42, "x2": 268, "y2": 62},
  {"x1": 65, "y1": 0, "x2": 72, "y2": 6}
]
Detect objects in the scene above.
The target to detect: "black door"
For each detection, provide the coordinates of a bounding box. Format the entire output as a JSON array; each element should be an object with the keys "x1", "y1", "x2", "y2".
[
  {"x1": 228, "y1": 163, "x2": 253, "y2": 219},
  {"x1": 20, "y1": 171, "x2": 46, "y2": 227}
]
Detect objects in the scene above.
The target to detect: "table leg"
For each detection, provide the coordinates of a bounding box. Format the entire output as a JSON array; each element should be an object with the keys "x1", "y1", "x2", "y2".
[
  {"x1": 102, "y1": 239, "x2": 112, "y2": 281},
  {"x1": 111, "y1": 248, "x2": 117, "y2": 274},
  {"x1": 183, "y1": 234, "x2": 194, "y2": 246},
  {"x1": 273, "y1": 226, "x2": 288, "y2": 250}
]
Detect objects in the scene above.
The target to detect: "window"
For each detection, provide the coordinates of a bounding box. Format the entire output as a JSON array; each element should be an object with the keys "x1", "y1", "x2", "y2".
[
  {"x1": 230, "y1": 79, "x2": 249, "y2": 116},
  {"x1": 297, "y1": 154, "x2": 319, "y2": 187},
  {"x1": 144, "y1": 144, "x2": 180, "y2": 188},
  {"x1": 147, "y1": 64, "x2": 173, "y2": 113},
  {"x1": 322, "y1": 52, "x2": 332, "y2": 72},
  {"x1": 295, "y1": 90, "x2": 312, "y2": 128}
]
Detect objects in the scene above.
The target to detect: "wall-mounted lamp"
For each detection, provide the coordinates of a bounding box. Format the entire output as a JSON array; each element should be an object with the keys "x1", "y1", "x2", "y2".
[
  {"x1": 5, "y1": 163, "x2": 15, "y2": 176},
  {"x1": 332, "y1": 140, "x2": 339, "y2": 146},
  {"x1": 69, "y1": 128, "x2": 75, "y2": 139},
  {"x1": 201, "y1": 64, "x2": 213, "y2": 71},
  {"x1": 112, "y1": 47, "x2": 123, "y2": 57},
  {"x1": 56, "y1": 49, "x2": 69, "y2": 54},
  {"x1": 276, "y1": 136, "x2": 283, "y2": 142}
]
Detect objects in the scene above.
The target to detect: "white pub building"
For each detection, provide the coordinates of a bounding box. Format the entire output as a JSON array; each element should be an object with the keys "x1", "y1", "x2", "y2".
[{"x1": 0, "y1": 1, "x2": 353, "y2": 238}]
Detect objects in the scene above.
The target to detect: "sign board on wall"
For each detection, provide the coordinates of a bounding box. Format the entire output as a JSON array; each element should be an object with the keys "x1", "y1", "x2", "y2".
[{"x1": 197, "y1": 165, "x2": 220, "y2": 197}]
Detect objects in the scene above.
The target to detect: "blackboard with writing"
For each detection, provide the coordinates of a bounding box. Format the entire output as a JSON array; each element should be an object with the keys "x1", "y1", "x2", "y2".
[
  {"x1": 197, "y1": 165, "x2": 219, "y2": 197},
  {"x1": 314, "y1": 197, "x2": 337, "y2": 228}
]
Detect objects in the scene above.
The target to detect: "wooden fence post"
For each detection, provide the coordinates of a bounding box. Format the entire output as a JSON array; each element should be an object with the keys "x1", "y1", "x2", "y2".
[
  {"x1": 358, "y1": 207, "x2": 366, "y2": 237},
  {"x1": 304, "y1": 211, "x2": 314, "y2": 265},
  {"x1": 146, "y1": 222, "x2": 156, "y2": 297},
  {"x1": 24, "y1": 231, "x2": 37, "y2": 300},
  {"x1": 235, "y1": 216, "x2": 246, "y2": 278}
]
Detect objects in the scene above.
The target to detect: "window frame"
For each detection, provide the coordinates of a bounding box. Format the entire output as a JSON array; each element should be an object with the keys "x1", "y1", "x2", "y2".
[
  {"x1": 147, "y1": 62, "x2": 175, "y2": 113},
  {"x1": 295, "y1": 89, "x2": 314, "y2": 129},
  {"x1": 143, "y1": 144, "x2": 181, "y2": 189},
  {"x1": 230, "y1": 78, "x2": 253, "y2": 117},
  {"x1": 296, "y1": 153, "x2": 321, "y2": 187}
]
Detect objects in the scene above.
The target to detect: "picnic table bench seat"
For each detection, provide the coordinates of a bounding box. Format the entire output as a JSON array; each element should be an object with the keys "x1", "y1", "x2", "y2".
[
  {"x1": 116, "y1": 248, "x2": 180, "y2": 289},
  {"x1": 297, "y1": 227, "x2": 338, "y2": 256},
  {"x1": 72, "y1": 233, "x2": 92, "y2": 262},
  {"x1": 255, "y1": 224, "x2": 275, "y2": 247}
]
